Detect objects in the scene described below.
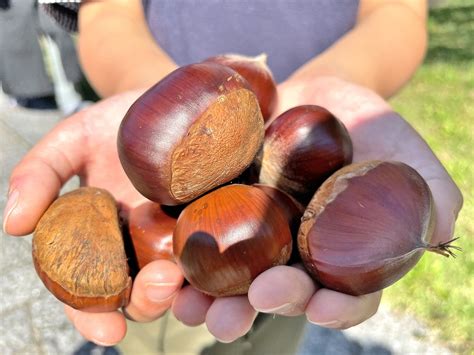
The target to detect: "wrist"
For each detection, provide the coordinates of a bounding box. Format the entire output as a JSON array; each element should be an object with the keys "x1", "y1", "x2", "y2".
[
  {"x1": 287, "y1": 55, "x2": 355, "y2": 85},
  {"x1": 113, "y1": 62, "x2": 178, "y2": 96},
  {"x1": 279, "y1": 75, "x2": 348, "y2": 98},
  {"x1": 273, "y1": 75, "x2": 348, "y2": 120}
]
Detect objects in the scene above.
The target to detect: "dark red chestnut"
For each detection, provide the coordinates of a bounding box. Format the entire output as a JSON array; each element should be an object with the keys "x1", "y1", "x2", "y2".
[
  {"x1": 173, "y1": 184, "x2": 292, "y2": 297},
  {"x1": 259, "y1": 105, "x2": 353, "y2": 204},
  {"x1": 33, "y1": 187, "x2": 132, "y2": 312},
  {"x1": 128, "y1": 202, "x2": 182, "y2": 269},
  {"x1": 118, "y1": 62, "x2": 264, "y2": 205},
  {"x1": 205, "y1": 53, "x2": 278, "y2": 121},
  {"x1": 298, "y1": 161, "x2": 458, "y2": 296}
]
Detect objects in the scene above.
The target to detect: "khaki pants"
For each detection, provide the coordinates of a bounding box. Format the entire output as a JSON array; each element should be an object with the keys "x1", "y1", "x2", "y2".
[{"x1": 119, "y1": 312, "x2": 306, "y2": 355}]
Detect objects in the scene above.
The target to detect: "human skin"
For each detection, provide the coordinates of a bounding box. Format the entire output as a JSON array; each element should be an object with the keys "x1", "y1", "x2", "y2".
[
  {"x1": 4, "y1": 0, "x2": 449, "y2": 346},
  {"x1": 78, "y1": 0, "x2": 427, "y2": 99},
  {"x1": 4, "y1": 76, "x2": 462, "y2": 345}
]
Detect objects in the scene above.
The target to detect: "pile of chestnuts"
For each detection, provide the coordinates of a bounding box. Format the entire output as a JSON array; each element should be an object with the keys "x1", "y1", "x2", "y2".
[{"x1": 32, "y1": 54, "x2": 458, "y2": 311}]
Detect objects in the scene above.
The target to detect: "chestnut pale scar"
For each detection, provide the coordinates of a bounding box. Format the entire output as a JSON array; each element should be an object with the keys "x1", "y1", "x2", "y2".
[
  {"x1": 32, "y1": 188, "x2": 131, "y2": 302},
  {"x1": 170, "y1": 88, "x2": 263, "y2": 202}
]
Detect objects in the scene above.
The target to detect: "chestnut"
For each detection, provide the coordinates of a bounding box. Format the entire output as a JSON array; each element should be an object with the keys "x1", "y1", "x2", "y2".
[
  {"x1": 118, "y1": 62, "x2": 264, "y2": 205},
  {"x1": 259, "y1": 105, "x2": 352, "y2": 204},
  {"x1": 204, "y1": 53, "x2": 278, "y2": 121},
  {"x1": 298, "y1": 161, "x2": 459, "y2": 296},
  {"x1": 253, "y1": 183, "x2": 304, "y2": 237},
  {"x1": 128, "y1": 201, "x2": 181, "y2": 269},
  {"x1": 254, "y1": 184, "x2": 305, "y2": 263},
  {"x1": 173, "y1": 184, "x2": 292, "y2": 297},
  {"x1": 33, "y1": 187, "x2": 132, "y2": 312}
]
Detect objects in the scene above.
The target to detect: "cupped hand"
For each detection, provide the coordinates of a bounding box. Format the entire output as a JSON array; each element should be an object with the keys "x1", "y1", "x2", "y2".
[
  {"x1": 4, "y1": 91, "x2": 184, "y2": 345},
  {"x1": 4, "y1": 77, "x2": 463, "y2": 345},
  {"x1": 171, "y1": 76, "x2": 463, "y2": 341}
]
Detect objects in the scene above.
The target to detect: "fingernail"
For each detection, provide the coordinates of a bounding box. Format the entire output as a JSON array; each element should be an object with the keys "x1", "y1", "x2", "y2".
[
  {"x1": 308, "y1": 319, "x2": 341, "y2": 328},
  {"x1": 448, "y1": 217, "x2": 456, "y2": 238},
  {"x1": 145, "y1": 282, "x2": 180, "y2": 302},
  {"x1": 3, "y1": 189, "x2": 19, "y2": 233},
  {"x1": 91, "y1": 338, "x2": 119, "y2": 347},
  {"x1": 255, "y1": 302, "x2": 296, "y2": 315},
  {"x1": 214, "y1": 336, "x2": 234, "y2": 344}
]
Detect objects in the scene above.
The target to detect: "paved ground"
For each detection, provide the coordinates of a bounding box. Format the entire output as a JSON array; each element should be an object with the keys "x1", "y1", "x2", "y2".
[{"x1": 0, "y1": 95, "x2": 454, "y2": 354}]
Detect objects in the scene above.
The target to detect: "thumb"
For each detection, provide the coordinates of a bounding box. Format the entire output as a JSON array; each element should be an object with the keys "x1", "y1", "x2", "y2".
[{"x1": 4, "y1": 116, "x2": 86, "y2": 236}]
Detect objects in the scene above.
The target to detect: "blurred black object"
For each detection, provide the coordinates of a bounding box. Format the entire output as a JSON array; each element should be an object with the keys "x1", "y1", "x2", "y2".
[
  {"x1": 0, "y1": 0, "x2": 9, "y2": 11},
  {"x1": 73, "y1": 341, "x2": 120, "y2": 355},
  {"x1": 41, "y1": 2, "x2": 81, "y2": 33},
  {"x1": 0, "y1": 0, "x2": 83, "y2": 111},
  {"x1": 16, "y1": 95, "x2": 57, "y2": 110}
]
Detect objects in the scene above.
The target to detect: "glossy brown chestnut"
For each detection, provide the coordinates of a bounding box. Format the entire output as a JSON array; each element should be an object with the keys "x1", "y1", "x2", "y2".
[
  {"x1": 298, "y1": 161, "x2": 458, "y2": 296},
  {"x1": 118, "y1": 62, "x2": 264, "y2": 205},
  {"x1": 33, "y1": 187, "x2": 132, "y2": 312},
  {"x1": 259, "y1": 105, "x2": 353, "y2": 204},
  {"x1": 253, "y1": 183, "x2": 304, "y2": 237},
  {"x1": 173, "y1": 184, "x2": 292, "y2": 297},
  {"x1": 205, "y1": 53, "x2": 278, "y2": 121},
  {"x1": 254, "y1": 184, "x2": 305, "y2": 263},
  {"x1": 128, "y1": 201, "x2": 181, "y2": 269}
]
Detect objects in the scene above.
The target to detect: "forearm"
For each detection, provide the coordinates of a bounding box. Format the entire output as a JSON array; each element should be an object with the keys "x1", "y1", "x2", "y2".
[
  {"x1": 289, "y1": 1, "x2": 428, "y2": 98},
  {"x1": 78, "y1": 0, "x2": 177, "y2": 97}
]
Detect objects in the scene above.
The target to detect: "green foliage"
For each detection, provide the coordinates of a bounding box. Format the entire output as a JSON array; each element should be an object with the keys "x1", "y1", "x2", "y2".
[{"x1": 385, "y1": 3, "x2": 473, "y2": 352}]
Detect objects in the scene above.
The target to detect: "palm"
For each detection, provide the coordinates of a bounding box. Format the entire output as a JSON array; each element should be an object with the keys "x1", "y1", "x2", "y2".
[
  {"x1": 67, "y1": 91, "x2": 146, "y2": 210},
  {"x1": 7, "y1": 77, "x2": 463, "y2": 345},
  {"x1": 276, "y1": 77, "x2": 462, "y2": 244}
]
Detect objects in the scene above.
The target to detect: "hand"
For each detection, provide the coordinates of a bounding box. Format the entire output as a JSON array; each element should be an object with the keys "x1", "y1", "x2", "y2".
[
  {"x1": 4, "y1": 78, "x2": 463, "y2": 345},
  {"x1": 170, "y1": 76, "x2": 463, "y2": 341},
  {"x1": 4, "y1": 91, "x2": 184, "y2": 345}
]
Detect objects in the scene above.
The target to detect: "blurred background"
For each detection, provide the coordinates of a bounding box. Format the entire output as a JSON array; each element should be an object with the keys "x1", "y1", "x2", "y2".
[
  {"x1": 387, "y1": 0, "x2": 473, "y2": 353},
  {"x1": 1, "y1": 0, "x2": 472, "y2": 354}
]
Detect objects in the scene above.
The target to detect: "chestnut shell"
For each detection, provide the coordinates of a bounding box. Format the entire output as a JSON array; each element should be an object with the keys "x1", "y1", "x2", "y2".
[
  {"x1": 128, "y1": 202, "x2": 180, "y2": 268},
  {"x1": 173, "y1": 184, "x2": 292, "y2": 297},
  {"x1": 260, "y1": 105, "x2": 353, "y2": 204},
  {"x1": 254, "y1": 184, "x2": 305, "y2": 263},
  {"x1": 253, "y1": 183, "x2": 304, "y2": 237},
  {"x1": 205, "y1": 53, "x2": 278, "y2": 121},
  {"x1": 118, "y1": 62, "x2": 264, "y2": 205},
  {"x1": 33, "y1": 187, "x2": 131, "y2": 312},
  {"x1": 298, "y1": 161, "x2": 435, "y2": 295}
]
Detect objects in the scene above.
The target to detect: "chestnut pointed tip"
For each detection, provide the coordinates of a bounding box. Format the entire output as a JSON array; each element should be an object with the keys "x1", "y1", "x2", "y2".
[
  {"x1": 426, "y1": 237, "x2": 462, "y2": 258},
  {"x1": 254, "y1": 53, "x2": 268, "y2": 64}
]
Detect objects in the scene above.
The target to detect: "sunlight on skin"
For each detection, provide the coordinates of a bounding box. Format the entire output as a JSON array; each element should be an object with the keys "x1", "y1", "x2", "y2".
[{"x1": 4, "y1": 77, "x2": 462, "y2": 345}]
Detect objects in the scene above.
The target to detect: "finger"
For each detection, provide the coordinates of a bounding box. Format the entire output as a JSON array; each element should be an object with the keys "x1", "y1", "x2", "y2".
[
  {"x1": 172, "y1": 285, "x2": 214, "y2": 326},
  {"x1": 64, "y1": 305, "x2": 127, "y2": 346},
  {"x1": 4, "y1": 117, "x2": 86, "y2": 236},
  {"x1": 205, "y1": 296, "x2": 257, "y2": 343},
  {"x1": 305, "y1": 289, "x2": 382, "y2": 329},
  {"x1": 426, "y1": 178, "x2": 463, "y2": 245},
  {"x1": 248, "y1": 265, "x2": 316, "y2": 316},
  {"x1": 124, "y1": 260, "x2": 183, "y2": 322}
]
